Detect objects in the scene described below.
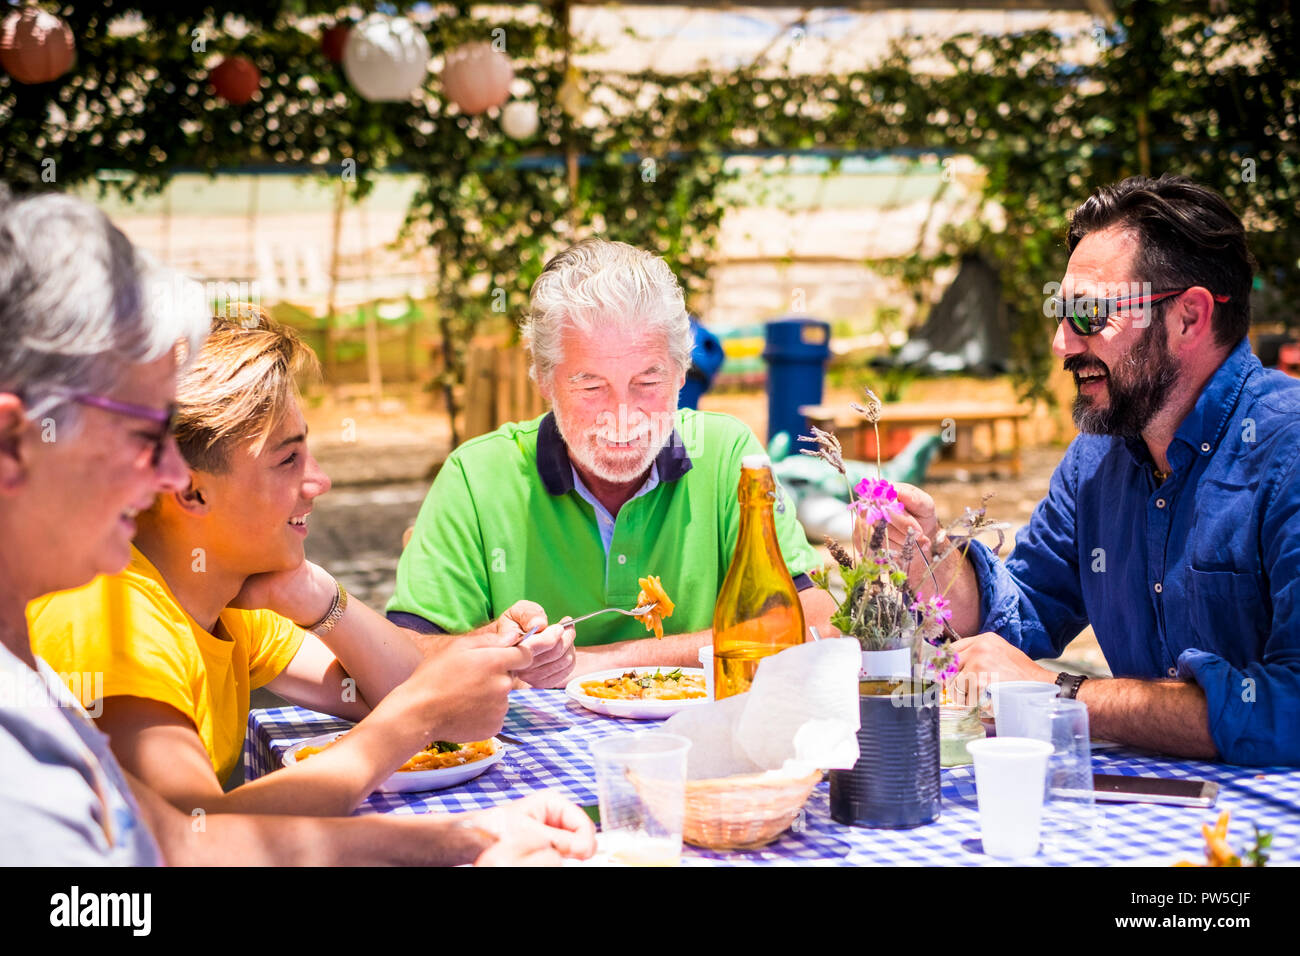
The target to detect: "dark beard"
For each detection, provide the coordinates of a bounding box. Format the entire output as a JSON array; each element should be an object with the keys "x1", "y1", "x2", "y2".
[{"x1": 1065, "y1": 315, "x2": 1180, "y2": 438}]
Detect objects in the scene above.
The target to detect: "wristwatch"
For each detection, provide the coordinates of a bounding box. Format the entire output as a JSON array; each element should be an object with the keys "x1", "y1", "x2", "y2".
[
  {"x1": 307, "y1": 579, "x2": 349, "y2": 637},
  {"x1": 1054, "y1": 671, "x2": 1087, "y2": 699}
]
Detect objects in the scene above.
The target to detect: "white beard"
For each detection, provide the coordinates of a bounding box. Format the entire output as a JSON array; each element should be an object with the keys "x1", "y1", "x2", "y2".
[{"x1": 552, "y1": 401, "x2": 676, "y2": 484}]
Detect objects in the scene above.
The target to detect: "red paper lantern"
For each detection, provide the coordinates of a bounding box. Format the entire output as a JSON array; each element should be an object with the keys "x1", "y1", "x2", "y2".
[
  {"x1": 0, "y1": 7, "x2": 75, "y2": 85},
  {"x1": 441, "y1": 43, "x2": 513, "y2": 116},
  {"x1": 322, "y1": 24, "x2": 350, "y2": 64},
  {"x1": 209, "y1": 56, "x2": 260, "y2": 105}
]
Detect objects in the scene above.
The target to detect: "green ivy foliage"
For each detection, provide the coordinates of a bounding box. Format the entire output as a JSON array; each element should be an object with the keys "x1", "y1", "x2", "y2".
[{"x1": 3, "y1": 0, "x2": 1295, "y2": 415}]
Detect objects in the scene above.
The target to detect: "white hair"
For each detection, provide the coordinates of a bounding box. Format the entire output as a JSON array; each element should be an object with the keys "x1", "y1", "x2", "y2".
[
  {"x1": 0, "y1": 190, "x2": 209, "y2": 427},
  {"x1": 522, "y1": 238, "x2": 693, "y2": 385}
]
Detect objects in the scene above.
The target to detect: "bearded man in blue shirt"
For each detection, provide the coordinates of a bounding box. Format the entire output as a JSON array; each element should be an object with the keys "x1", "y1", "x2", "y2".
[{"x1": 894, "y1": 175, "x2": 1300, "y2": 766}]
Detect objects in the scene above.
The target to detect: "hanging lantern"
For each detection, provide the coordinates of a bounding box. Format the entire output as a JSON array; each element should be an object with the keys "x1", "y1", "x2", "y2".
[
  {"x1": 342, "y1": 13, "x2": 430, "y2": 102},
  {"x1": 322, "y1": 23, "x2": 351, "y2": 64},
  {"x1": 441, "y1": 42, "x2": 513, "y2": 116},
  {"x1": 501, "y1": 100, "x2": 539, "y2": 140},
  {"x1": 556, "y1": 64, "x2": 587, "y2": 121},
  {"x1": 0, "y1": 7, "x2": 75, "y2": 85},
  {"x1": 209, "y1": 56, "x2": 260, "y2": 105}
]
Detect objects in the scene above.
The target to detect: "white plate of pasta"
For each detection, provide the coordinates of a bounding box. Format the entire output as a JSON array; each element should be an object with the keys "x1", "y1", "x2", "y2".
[
  {"x1": 565, "y1": 666, "x2": 710, "y2": 720},
  {"x1": 283, "y1": 732, "x2": 506, "y2": 793}
]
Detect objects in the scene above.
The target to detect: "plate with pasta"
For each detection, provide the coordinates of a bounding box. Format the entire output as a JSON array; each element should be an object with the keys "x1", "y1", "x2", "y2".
[
  {"x1": 565, "y1": 666, "x2": 710, "y2": 720},
  {"x1": 283, "y1": 733, "x2": 506, "y2": 793}
]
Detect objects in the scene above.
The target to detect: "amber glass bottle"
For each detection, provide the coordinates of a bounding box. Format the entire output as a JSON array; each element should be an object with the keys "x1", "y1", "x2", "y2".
[{"x1": 712, "y1": 455, "x2": 806, "y2": 699}]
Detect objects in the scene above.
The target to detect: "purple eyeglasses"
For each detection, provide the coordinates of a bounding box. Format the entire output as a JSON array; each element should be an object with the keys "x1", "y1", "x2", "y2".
[{"x1": 57, "y1": 391, "x2": 176, "y2": 467}]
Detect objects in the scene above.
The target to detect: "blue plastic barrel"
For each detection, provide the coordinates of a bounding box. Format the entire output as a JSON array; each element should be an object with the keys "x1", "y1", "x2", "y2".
[
  {"x1": 678, "y1": 317, "x2": 726, "y2": 410},
  {"x1": 762, "y1": 317, "x2": 831, "y2": 444}
]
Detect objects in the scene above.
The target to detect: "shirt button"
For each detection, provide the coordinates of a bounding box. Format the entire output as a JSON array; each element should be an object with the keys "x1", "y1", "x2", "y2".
[
  {"x1": 617, "y1": 554, "x2": 627, "y2": 565},
  {"x1": 1156, "y1": 498, "x2": 1166, "y2": 509},
  {"x1": 1168, "y1": 667, "x2": 1178, "y2": 677},
  {"x1": 1154, "y1": 582, "x2": 1163, "y2": 594},
  {"x1": 1201, "y1": 442, "x2": 1211, "y2": 453}
]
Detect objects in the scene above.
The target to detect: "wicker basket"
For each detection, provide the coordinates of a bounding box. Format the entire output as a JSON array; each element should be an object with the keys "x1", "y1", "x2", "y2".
[{"x1": 682, "y1": 769, "x2": 823, "y2": 850}]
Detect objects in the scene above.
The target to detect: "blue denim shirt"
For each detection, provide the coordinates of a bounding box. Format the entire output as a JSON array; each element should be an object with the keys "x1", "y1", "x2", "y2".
[{"x1": 966, "y1": 337, "x2": 1300, "y2": 765}]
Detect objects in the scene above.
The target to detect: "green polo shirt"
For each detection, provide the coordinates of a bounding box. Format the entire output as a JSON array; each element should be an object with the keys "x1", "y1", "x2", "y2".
[{"x1": 386, "y1": 409, "x2": 821, "y2": 646}]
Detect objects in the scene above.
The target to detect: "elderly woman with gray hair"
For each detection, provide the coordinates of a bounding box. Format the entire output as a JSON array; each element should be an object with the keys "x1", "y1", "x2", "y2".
[
  {"x1": 388, "y1": 237, "x2": 837, "y2": 680},
  {"x1": 0, "y1": 192, "x2": 205, "y2": 865},
  {"x1": 0, "y1": 192, "x2": 594, "y2": 865}
]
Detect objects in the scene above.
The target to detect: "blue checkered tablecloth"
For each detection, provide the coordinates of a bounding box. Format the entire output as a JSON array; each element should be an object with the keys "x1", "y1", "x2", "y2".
[{"x1": 245, "y1": 689, "x2": 1299, "y2": 866}]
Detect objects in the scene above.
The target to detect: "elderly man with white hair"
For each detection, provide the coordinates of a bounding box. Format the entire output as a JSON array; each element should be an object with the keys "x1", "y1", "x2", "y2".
[{"x1": 389, "y1": 238, "x2": 836, "y2": 680}]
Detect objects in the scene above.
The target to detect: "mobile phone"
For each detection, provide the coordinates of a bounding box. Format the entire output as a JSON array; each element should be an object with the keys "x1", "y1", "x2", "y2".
[{"x1": 1089, "y1": 774, "x2": 1219, "y2": 807}]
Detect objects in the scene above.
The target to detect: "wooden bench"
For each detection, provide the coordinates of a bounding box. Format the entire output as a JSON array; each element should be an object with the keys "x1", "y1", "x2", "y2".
[{"x1": 799, "y1": 401, "x2": 1031, "y2": 477}]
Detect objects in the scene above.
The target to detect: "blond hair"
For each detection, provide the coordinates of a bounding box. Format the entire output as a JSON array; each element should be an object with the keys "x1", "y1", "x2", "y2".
[
  {"x1": 174, "y1": 306, "x2": 320, "y2": 472},
  {"x1": 522, "y1": 238, "x2": 692, "y2": 385}
]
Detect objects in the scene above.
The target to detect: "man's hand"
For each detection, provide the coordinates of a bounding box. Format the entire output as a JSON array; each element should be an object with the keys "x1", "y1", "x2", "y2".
[
  {"x1": 950, "y1": 632, "x2": 1055, "y2": 705},
  {"x1": 853, "y1": 483, "x2": 940, "y2": 591},
  {"x1": 229, "y1": 558, "x2": 336, "y2": 627},
  {"x1": 893, "y1": 482, "x2": 941, "y2": 543},
  {"x1": 384, "y1": 628, "x2": 533, "y2": 743},
  {"x1": 496, "y1": 600, "x2": 577, "y2": 688},
  {"x1": 469, "y1": 791, "x2": 598, "y2": 866},
  {"x1": 861, "y1": 482, "x2": 984, "y2": 636}
]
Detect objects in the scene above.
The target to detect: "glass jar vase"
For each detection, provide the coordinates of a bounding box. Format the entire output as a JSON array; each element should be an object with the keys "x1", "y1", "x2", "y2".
[{"x1": 939, "y1": 702, "x2": 985, "y2": 767}]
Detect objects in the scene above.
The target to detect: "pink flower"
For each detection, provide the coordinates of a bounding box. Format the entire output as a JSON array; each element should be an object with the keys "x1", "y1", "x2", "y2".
[
  {"x1": 914, "y1": 593, "x2": 953, "y2": 643},
  {"x1": 924, "y1": 646, "x2": 960, "y2": 685},
  {"x1": 850, "y1": 477, "x2": 904, "y2": 525},
  {"x1": 916, "y1": 593, "x2": 953, "y2": 625}
]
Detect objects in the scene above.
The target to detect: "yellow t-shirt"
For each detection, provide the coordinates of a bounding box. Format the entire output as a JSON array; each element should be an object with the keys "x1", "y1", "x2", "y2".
[{"x1": 27, "y1": 546, "x2": 306, "y2": 783}]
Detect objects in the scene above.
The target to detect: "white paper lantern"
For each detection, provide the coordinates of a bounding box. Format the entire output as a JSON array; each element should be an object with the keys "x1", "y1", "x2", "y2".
[
  {"x1": 500, "y1": 100, "x2": 539, "y2": 139},
  {"x1": 342, "y1": 13, "x2": 430, "y2": 102},
  {"x1": 441, "y1": 42, "x2": 513, "y2": 115}
]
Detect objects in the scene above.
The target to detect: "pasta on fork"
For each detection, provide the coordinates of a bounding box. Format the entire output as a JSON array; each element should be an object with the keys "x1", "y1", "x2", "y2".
[{"x1": 633, "y1": 575, "x2": 675, "y2": 639}]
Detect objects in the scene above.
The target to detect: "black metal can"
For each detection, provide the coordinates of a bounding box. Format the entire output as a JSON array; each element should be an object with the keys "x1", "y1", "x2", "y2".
[{"x1": 829, "y1": 678, "x2": 941, "y2": 829}]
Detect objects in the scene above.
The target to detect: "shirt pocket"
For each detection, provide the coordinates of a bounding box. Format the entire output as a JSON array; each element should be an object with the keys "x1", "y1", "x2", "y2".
[
  {"x1": 1184, "y1": 568, "x2": 1268, "y2": 663},
  {"x1": 1187, "y1": 479, "x2": 1260, "y2": 573}
]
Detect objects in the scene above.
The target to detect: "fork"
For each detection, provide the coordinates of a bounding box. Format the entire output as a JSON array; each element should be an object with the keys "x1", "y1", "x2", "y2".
[{"x1": 520, "y1": 603, "x2": 657, "y2": 640}]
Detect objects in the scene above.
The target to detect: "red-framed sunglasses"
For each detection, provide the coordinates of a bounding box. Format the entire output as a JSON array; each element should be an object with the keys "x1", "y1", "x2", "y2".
[{"x1": 1049, "y1": 288, "x2": 1231, "y2": 336}]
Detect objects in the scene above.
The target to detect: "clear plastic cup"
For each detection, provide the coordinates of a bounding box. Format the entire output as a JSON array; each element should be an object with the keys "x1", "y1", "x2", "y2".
[
  {"x1": 966, "y1": 737, "x2": 1053, "y2": 859},
  {"x1": 989, "y1": 681, "x2": 1060, "y2": 738},
  {"x1": 698, "y1": 644, "x2": 714, "y2": 700},
  {"x1": 1024, "y1": 696, "x2": 1101, "y2": 847},
  {"x1": 590, "y1": 733, "x2": 691, "y2": 866}
]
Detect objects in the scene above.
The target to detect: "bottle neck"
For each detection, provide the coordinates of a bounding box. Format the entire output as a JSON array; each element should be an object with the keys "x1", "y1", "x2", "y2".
[{"x1": 736, "y1": 469, "x2": 781, "y2": 546}]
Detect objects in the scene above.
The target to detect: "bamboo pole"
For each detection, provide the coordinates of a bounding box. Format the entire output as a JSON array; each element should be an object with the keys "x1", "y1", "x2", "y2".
[
  {"x1": 1137, "y1": 106, "x2": 1151, "y2": 178},
  {"x1": 247, "y1": 174, "x2": 259, "y2": 288},
  {"x1": 560, "y1": 0, "x2": 579, "y2": 235},
  {"x1": 360, "y1": 197, "x2": 383, "y2": 408},
  {"x1": 325, "y1": 179, "x2": 345, "y2": 387}
]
